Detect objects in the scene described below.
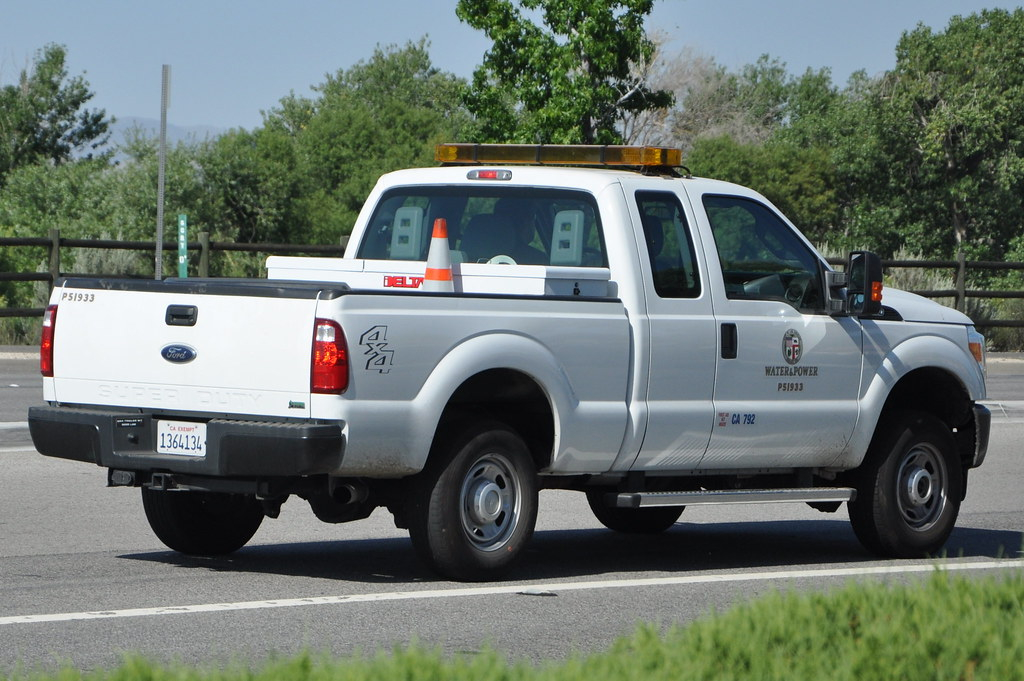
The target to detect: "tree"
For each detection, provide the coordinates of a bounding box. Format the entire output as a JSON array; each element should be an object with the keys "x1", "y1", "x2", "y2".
[
  {"x1": 863, "y1": 9, "x2": 1024, "y2": 262},
  {"x1": 457, "y1": 0, "x2": 672, "y2": 144},
  {"x1": 253, "y1": 40, "x2": 472, "y2": 244},
  {"x1": 0, "y1": 44, "x2": 111, "y2": 184},
  {"x1": 687, "y1": 135, "x2": 838, "y2": 244},
  {"x1": 203, "y1": 126, "x2": 305, "y2": 246},
  {"x1": 662, "y1": 53, "x2": 839, "y2": 152},
  {"x1": 619, "y1": 41, "x2": 727, "y2": 147}
]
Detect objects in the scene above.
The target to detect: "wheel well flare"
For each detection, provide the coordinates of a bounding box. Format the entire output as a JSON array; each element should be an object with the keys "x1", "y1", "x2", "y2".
[{"x1": 439, "y1": 369, "x2": 554, "y2": 470}]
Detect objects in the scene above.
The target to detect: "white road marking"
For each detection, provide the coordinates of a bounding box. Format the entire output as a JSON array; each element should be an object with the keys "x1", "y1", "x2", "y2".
[
  {"x1": 0, "y1": 422, "x2": 28, "y2": 430},
  {"x1": 2, "y1": 559, "x2": 1022, "y2": 626},
  {"x1": 0, "y1": 352, "x2": 35, "y2": 360}
]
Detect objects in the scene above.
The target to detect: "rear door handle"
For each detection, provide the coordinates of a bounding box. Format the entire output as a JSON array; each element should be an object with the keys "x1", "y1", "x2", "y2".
[{"x1": 721, "y1": 323, "x2": 737, "y2": 359}]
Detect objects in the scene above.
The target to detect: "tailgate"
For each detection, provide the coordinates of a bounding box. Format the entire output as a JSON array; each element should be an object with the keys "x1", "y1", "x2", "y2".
[{"x1": 48, "y1": 278, "x2": 346, "y2": 419}]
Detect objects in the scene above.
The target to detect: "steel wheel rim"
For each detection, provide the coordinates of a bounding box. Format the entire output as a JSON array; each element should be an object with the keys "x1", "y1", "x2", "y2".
[
  {"x1": 895, "y1": 442, "x2": 948, "y2": 530},
  {"x1": 459, "y1": 453, "x2": 522, "y2": 551}
]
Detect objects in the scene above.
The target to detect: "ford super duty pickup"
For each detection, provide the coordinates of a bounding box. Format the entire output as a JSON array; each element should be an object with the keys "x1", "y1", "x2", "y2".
[{"x1": 29, "y1": 143, "x2": 990, "y2": 580}]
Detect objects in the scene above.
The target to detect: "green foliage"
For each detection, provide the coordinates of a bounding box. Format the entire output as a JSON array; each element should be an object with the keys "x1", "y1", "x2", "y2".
[
  {"x1": 203, "y1": 127, "x2": 304, "y2": 244},
  {"x1": 457, "y1": 0, "x2": 672, "y2": 143},
  {"x1": 0, "y1": 157, "x2": 107, "y2": 311},
  {"x1": 0, "y1": 39, "x2": 468, "y2": 294},
  {"x1": 670, "y1": 9, "x2": 1024, "y2": 265},
  {"x1": 668, "y1": 54, "x2": 840, "y2": 151},
  {"x1": 8, "y1": 13, "x2": 1024, "y2": 335},
  {"x1": 0, "y1": 44, "x2": 111, "y2": 184},
  {"x1": 861, "y1": 9, "x2": 1024, "y2": 263},
  {"x1": 687, "y1": 135, "x2": 838, "y2": 244},
  {"x1": 256, "y1": 39, "x2": 473, "y2": 243},
  {"x1": 590, "y1": 571, "x2": 1024, "y2": 681},
  {"x1": 9, "y1": 572, "x2": 1024, "y2": 681}
]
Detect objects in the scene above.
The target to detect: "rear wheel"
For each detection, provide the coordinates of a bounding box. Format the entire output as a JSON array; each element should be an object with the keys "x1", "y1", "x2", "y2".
[
  {"x1": 141, "y1": 488, "x2": 264, "y2": 556},
  {"x1": 586, "y1": 490, "x2": 683, "y2": 534},
  {"x1": 848, "y1": 411, "x2": 962, "y2": 557},
  {"x1": 408, "y1": 421, "x2": 538, "y2": 581}
]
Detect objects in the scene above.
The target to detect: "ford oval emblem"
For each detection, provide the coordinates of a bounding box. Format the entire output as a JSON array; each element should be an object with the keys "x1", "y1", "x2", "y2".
[{"x1": 161, "y1": 344, "x2": 197, "y2": 364}]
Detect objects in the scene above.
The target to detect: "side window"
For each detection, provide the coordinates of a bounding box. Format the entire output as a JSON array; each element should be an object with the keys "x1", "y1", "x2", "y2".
[
  {"x1": 702, "y1": 195, "x2": 823, "y2": 311},
  {"x1": 635, "y1": 191, "x2": 701, "y2": 298}
]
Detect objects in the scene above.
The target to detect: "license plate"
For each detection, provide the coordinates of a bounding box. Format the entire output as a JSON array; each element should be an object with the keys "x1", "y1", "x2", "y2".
[{"x1": 156, "y1": 420, "x2": 207, "y2": 457}]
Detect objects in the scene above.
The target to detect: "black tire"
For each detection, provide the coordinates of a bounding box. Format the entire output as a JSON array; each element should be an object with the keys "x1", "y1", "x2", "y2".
[
  {"x1": 848, "y1": 411, "x2": 962, "y2": 558},
  {"x1": 408, "y1": 421, "x2": 538, "y2": 581},
  {"x1": 141, "y1": 488, "x2": 264, "y2": 556},
  {"x1": 586, "y1": 489, "x2": 683, "y2": 534}
]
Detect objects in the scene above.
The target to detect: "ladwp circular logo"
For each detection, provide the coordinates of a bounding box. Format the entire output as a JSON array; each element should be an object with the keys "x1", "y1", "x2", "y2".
[
  {"x1": 782, "y1": 329, "x2": 802, "y2": 365},
  {"x1": 161, "y1": 344, "x2": 197, "y2": 364}
]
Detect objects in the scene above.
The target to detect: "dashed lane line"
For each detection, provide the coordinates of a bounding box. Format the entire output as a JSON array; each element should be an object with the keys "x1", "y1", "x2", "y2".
[{"x1": 2, "y1": 559, "x2": 1022, "y2": 626}]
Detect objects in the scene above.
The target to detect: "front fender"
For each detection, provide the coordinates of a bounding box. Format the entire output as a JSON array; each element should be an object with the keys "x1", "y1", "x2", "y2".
[{"x1": 839, "y1": 327, "x2": 985, "y2": 469}]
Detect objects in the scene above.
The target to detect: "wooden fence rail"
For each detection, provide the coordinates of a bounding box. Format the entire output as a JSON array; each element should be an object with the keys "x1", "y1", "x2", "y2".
[
  {"x1": 0, "y1": 230, "x2": 346, "y2": 319},
  {"x1": 2, "y1": 231, "x2": 1023, "y2": 328}
]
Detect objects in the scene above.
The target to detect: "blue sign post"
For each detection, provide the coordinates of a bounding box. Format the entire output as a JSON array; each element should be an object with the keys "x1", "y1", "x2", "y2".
[{"x1": 177, "y1": 214, "x2": 188, "y2": 278}]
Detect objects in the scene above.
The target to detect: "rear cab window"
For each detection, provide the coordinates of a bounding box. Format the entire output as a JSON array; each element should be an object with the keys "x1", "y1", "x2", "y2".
[{"x1": 357, "y1": 187, "x2": 607, "y2": 268}]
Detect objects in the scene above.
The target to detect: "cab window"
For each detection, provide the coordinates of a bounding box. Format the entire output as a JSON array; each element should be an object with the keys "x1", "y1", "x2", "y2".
[
  {"x1": 635, "y1": 191, "x2": 701, "y2": 298},
  {"x1": 703, "y1": 195, "x2": 823, "y2": 312},
  {"x1": 357, "y1": 187, "x2": 607, "y2": 267}
]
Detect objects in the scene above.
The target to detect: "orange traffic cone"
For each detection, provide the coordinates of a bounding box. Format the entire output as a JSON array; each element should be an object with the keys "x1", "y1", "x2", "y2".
[{"x1": 423, "y1": 218, "x2": 454, "y2": 292}]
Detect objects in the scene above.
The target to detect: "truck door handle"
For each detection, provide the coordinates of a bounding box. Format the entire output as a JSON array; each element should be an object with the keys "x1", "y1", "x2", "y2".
[
  {"x1": 166, "y1": 305, "x2": 198, "y2": 327},
  {"x1": 721, "y1": 323, "x2": 737, "y2": 359}
]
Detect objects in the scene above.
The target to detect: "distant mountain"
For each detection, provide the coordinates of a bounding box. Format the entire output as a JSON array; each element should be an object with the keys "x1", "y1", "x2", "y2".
[{"x1": 105, "y1": 116, "x2": 229, "y2": 150}]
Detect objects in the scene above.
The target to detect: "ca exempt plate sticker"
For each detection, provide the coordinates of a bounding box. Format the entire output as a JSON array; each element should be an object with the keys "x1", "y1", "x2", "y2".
[{"x1": 156, "y1": 420, "x2": 207, "y2": 457}]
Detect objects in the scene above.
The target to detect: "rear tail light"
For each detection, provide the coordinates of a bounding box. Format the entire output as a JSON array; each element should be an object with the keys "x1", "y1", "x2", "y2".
[
  {"x1": 40, "y1": 305, "x2": 57, "y2": 377},
  {"x1": 311, "y1": 318, "x2": 348, "y2": 394}
]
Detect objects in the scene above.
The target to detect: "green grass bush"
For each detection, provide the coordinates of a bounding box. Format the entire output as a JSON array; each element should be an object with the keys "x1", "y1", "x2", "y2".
[{"x1": 10, "y1": 570, "x2": 1024, "y2": 681}]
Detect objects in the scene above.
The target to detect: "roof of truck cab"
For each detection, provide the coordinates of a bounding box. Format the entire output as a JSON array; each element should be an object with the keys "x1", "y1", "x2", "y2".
[{"x1": 373, "y1": 164, "x2": 768, "y2": 201}]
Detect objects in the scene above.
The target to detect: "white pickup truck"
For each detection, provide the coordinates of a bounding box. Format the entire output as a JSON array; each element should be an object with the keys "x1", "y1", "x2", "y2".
[{"x1": 29, "y1": 143, "x2": 990, "y2": 580}]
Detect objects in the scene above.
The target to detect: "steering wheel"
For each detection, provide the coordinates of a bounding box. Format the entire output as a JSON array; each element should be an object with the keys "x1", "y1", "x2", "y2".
[{"x1": 785, "y1": 273, "x2": 812, "y2": 307}]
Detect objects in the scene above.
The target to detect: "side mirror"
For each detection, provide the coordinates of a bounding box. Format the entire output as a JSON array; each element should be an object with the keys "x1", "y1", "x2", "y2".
[{"x1": 847, "y1": 250, "x2": 883, "y2": 317}]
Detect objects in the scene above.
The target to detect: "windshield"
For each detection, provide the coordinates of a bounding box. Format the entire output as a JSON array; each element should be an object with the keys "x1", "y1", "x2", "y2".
[{"x1": 357, "y1": 186, "x2": 607, "y2": 267}]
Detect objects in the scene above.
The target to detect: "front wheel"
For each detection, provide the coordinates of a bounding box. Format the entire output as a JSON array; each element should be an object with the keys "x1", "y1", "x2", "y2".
[
  {"x1": 848, "y1": 411, "x2": 962, "y2": 558},
  {"x1": 141, "y1": 488, "x2": 264, "y2": 556},
  {"x1": 408, "y1": 421, "x2": 538, "y2": 581}
]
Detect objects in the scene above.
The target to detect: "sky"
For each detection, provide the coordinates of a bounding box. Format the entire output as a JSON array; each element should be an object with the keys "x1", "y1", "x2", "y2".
[{"x1": 2, "y1": 0, "x2": 1021, "y2": 133}]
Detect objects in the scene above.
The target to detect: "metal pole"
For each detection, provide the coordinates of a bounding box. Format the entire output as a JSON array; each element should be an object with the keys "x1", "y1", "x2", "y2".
[
  {"x1": 956, "y1": 247, "x2": 966, "y2": 312},
  {"x1": 155, "y1": 65, "x2": 170, "y2": 279},
  {"x1": 199, "y1": 231, "x2": 210, "y2": 277},
  {"x1": 48, "y1": 228, "x2": 60, "y2": 290}
]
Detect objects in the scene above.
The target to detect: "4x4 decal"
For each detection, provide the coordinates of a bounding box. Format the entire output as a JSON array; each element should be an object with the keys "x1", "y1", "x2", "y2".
[{"x1": 360, "y1": 325, "x2": 395, "y2": 374}]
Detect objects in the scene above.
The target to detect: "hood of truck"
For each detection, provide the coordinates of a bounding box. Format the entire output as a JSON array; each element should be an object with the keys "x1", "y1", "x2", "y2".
[{"x1": 881, "y1": 288, "x2": 973, "y2": 325}]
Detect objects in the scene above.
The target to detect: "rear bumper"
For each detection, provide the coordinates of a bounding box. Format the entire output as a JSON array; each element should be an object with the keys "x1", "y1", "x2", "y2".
[{"x1": 28, "y1": 405, "x2": 344, "y2": 478}]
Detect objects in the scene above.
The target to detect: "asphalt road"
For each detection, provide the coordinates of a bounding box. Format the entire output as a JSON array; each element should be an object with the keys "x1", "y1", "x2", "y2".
[{"x1": 2, "y1": 348, "x2": 1023, "y2": 673}]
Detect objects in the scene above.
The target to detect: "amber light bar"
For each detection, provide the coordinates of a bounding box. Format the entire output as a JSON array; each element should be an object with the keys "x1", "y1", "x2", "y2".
[{"x1": 435, "y1": 143, "x2": 683, "y2": 167}]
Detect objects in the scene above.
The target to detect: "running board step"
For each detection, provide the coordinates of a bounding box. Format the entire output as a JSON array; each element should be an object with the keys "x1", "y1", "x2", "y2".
[{"x1": 615, "y1": 488, "x2": 856, "y2": 508}]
